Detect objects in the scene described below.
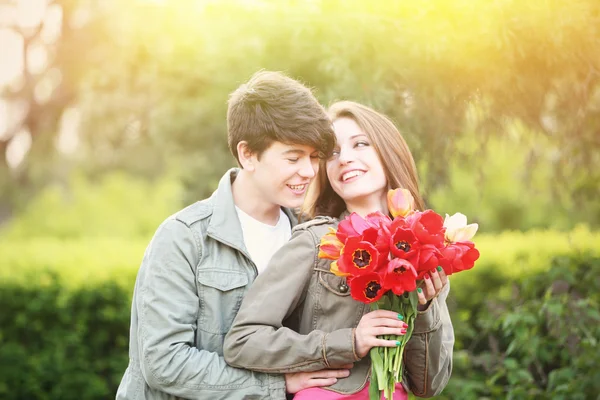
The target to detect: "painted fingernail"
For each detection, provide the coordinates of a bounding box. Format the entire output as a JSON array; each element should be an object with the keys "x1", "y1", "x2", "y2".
[
  {"x1": 400, "y1": 329, "x2": 407, "y2": 334},
  {"x1": 396, "y1": 341, "x2": 401, "y2": 346},
  {"x1": 431, "y1": 269, "x2": 436, "y2": 273},
  {"x1": 397, "y1": 314, "x2": 404, "y2": 320},
  {"x1": 417, "y1": 288, "x2": 423, "y2": 293},
  {"x1": 437, "y1": 266, "x2": 443, "y2": 272},
  {"x1": 424, "y1": 273, "x2": 430, "y2": 279},
  {"x1": 402, "y1": 322, "x2": 408, "y2": 328}
]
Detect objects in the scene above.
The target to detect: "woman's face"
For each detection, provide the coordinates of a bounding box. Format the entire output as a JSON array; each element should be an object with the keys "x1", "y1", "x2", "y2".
[{"x1": 326, "y1": 117, "x2": 388, "y2": 213}]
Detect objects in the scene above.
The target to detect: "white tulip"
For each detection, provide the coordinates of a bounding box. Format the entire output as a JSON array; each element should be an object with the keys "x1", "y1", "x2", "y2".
[{"x1": 443, "y1": 213, "x2": 478, "y2": 243}]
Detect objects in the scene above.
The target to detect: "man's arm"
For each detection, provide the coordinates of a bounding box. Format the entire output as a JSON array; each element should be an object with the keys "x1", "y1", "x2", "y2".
[{"x1": 136, "y1": 219, "x2": 285, "y2": 399}]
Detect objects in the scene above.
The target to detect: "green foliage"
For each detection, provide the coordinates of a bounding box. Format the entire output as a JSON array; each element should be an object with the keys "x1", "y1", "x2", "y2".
[
  {"x1": 1, "y1": 228, "x2": 599, "y2": 399},
  {"x1": 4, "y1": 0, "x2": 592, "y2": 227},
  {"x1": 0, "y1": 277, "x2": 130, "y2": 400},
  {"x1": 1, "y1": 171, "x2": 182, "y2": 239},
  {"x1": 2, "y1": 0, "x2": 600, "y2": 229},
  {"x1": 426, "y1": 119, "x2": 599, "y2": 231},
  {"x1": 0, "y1": 237, "x2": 146, "y2": 288},
  {"x1": 448, "y1": 225, "x2": 600, "y2": 351},
  {"x1": 439, "y1": 253, "x2": 600, "y2": 400}
]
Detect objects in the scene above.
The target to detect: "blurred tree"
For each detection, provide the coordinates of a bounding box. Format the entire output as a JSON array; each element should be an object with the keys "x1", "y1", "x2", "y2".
[
  {"x1": 1, "y1": 0, "x2": 599, "y2": 229},
  {"x1": 0, "y1": 0, "x2": 110, "y2": 222}
]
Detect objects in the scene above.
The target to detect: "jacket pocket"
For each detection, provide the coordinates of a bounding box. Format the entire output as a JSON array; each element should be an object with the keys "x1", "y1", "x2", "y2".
[
  {"x1": 197, "y1": 269, "x2": 249, "y2": 334},
  {"x1": 318, "y1": 270, "x2": 351, "y2": 297},
  {"x1": 315, "y1": 270, "x2": 366, "y2": 332}
]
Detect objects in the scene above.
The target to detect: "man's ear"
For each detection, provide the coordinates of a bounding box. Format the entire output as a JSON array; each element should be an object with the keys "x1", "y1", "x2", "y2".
[{"x1": 237, "y1": 141, "x2": 256, "y2": 171}]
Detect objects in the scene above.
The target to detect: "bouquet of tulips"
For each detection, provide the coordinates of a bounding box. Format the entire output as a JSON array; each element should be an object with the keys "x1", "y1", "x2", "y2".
[{"x1": 318, "y1": 188, "x2": 480, "y2": 400}]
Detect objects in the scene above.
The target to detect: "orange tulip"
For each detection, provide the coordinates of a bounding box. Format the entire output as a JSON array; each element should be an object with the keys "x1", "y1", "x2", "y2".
[
  {"x1": 387, "y1": 188, "x2": 415, "y2": 218},
  {"x1": 318, "y1": 228, "x2": 344, "y2": 260}
]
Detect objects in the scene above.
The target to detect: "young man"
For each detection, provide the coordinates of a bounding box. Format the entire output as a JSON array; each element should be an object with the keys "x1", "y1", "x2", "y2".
[{"x1": 116, "y1": 71, "x2": 348, "y2": 400}]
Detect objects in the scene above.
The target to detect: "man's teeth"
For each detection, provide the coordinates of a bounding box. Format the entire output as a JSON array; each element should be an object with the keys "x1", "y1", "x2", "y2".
[
  {"x1": 289, "y1": 184, "x2": 306, "y2": 191},
  {"x1": 342, "y1": 170, "x2": 365, "y2": 182}
]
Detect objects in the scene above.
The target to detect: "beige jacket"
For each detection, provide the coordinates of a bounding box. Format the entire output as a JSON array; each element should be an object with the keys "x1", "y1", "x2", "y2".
[{"x1": 224, "y1": 216, "x2": 454, "y2": 398}]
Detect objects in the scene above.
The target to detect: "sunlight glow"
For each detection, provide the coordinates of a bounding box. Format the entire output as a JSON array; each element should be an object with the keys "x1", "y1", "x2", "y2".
[
  {"x1": 57, "y1": 106, "x2": 81, "y2": 155},
  {"x1": 0, "y1": 29, "x2": 23, "y2": 87},
  {"x1": 16, "y1": 0, "x2": 47, "y2": 28},
  {"x1": 6, "y1": 128, "x2": 32, "y2": 169}
]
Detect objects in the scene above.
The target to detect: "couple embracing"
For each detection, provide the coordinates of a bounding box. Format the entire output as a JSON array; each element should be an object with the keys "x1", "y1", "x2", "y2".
[{"x1": 116, "y1": 71, "x2": 453, "y2": 400}]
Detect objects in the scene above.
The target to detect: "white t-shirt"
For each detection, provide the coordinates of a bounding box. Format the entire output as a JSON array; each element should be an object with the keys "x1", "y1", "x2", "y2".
[{"x1": 235, "y1": 206, "x2": 292, "y2": 274}]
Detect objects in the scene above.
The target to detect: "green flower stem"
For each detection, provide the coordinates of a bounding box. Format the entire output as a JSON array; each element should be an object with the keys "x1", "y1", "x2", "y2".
[{"x1": 370, "y1": 291, "x2": 419, "y2": 399}]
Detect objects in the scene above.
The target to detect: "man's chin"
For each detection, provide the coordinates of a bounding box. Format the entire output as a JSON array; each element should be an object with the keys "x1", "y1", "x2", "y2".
[{"x1": 278, "y1": 197, "x2": 304, "y2": 210}]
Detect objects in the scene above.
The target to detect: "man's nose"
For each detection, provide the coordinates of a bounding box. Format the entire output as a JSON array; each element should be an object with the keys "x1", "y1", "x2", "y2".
[{"x1": 298, "y1": 158, "x2": 317, "y2": 178}]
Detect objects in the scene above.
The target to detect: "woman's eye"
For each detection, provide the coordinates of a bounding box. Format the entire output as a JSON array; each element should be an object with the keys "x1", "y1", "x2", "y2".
[
  {"x1": 287, "y1": 158, "x2": 299, "y2": 163},
  {"x1": 355, "y1": 141, "x2": 369, "y2": 148}
]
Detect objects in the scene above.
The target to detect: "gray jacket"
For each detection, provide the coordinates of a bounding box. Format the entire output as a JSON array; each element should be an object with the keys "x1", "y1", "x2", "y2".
[
  {"x1": 224, "y1": 217, "x2": 454, "y2": 397},
  {"x1": 116, "y1": 169, "x2": 294, "y2": 400}
]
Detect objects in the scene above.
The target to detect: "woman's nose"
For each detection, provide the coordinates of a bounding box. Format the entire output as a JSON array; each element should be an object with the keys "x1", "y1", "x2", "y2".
[{"x1": 337, "y1": 146, "x2": 354, "y2": 164}]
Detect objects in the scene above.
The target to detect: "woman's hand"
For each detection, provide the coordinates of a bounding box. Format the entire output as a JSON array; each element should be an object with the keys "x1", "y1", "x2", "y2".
[
  {"x1": 417, "y1": 266, "x2": 448, "y2": 308},
  {"x1": 354, "y1": 310, "x2": 408, "y2": 358}
]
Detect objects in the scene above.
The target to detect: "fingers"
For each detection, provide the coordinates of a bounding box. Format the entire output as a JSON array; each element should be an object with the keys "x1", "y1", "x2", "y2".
[
  {"x1": 371, "y1": 337, "x2": 405, "y2": 348},
  {"x1": 308, "y1": 369, "x2": 351, "y2": 380},
  {"x1": 430, "y1": 267, "x2": 444, "y2": 292},
  {"x1": 419, "y1": 267, "x2": 449, "y2": 304},
  {"x1": 304, "y1": 369, "x2": 350, "y2": 389},
  {"x1": 360, "y1": 310, "x2": 407, "y2": 331},
  {"x1": 285, "y1": 369, "x2": 352, "y2": 393},
  {"x1": 438, "y1": 267, "x2": 449, "y2": 286},
  {"x1": 364, "y1": 309, "x2": 406, "y2": 323},
  {"x1": 368, "y1": 326, "x2": 408, "y2": 337},
  {"x1": 306, "y1": 378, "x2": 339, "y2": 387},
  {"x1": 417, "y1": 286, "x2": 428, "y2": 304},
  {"x1": 356, "y1": 313, "x2": 409, "y2": 357},
  {"x1": 420, "y1": 273, "x2": 436, "y2": 303}
]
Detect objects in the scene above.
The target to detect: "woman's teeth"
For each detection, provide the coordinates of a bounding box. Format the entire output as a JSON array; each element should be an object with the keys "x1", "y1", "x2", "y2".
[{"x1": 342, "y1": 170, "x2": 365, "y2": 182}]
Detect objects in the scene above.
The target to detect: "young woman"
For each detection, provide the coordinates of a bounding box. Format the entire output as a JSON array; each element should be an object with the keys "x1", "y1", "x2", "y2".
[{"x1": 224, "y1": 101, "x2": 454, "y2": 399}]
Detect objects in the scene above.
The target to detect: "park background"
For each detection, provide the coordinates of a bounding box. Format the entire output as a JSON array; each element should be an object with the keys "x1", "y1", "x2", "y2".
[{"x1": 1, "y1": 0, "x2": 599, "y2": 399}]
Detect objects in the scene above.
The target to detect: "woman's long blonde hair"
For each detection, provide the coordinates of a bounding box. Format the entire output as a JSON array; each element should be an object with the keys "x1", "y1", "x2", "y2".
[{"x1": 303, "y1": 101, "x2": 424, "y2": 219}]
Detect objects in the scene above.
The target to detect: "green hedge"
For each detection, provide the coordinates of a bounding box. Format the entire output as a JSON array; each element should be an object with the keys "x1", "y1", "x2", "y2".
[
  {"x1": 1, "y1": 228, "x2": 599, "y2": 399},
  {"x1": 440, "y1": 252, "x2": 600, "y2": 400},
  {"x1": 0, "y1": 278, "x2": 130, "y2": 400},
  {"x1": 3, "y1": 225, "x2": 597, "y2": 288}
]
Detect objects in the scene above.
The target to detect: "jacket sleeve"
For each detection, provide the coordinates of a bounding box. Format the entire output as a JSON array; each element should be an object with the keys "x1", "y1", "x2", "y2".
[
  {"x1": 403, "y1": 282, "x2": 454, "y2": 397},
  {"x1": 224, "y1": 228, "x2": 360, "y2": 373},
  {"x1": 136, "y1": 219, "x2": 286, "y2": 399}
]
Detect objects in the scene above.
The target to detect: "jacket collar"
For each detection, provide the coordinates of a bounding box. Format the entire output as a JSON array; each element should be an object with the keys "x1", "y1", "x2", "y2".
[
  {"x1": 207, "y1": 168, "x2": 246, "y2": 251},
  {"x1": 207, "y1": 168, "x2": 298, "y2": 251}
]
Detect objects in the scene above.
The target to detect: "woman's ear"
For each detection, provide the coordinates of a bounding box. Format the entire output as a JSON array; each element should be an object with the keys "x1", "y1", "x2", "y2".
[{"x1": 237, "y1": 141, "x2": 256, "y2": 171}]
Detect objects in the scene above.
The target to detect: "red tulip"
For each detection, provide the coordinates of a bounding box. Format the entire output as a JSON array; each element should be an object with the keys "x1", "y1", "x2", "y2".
[
  {"x1": 383, "y1": 258, "x2": 418, "y2": 295},
  {"x1": 336, "y1": 236, "x2": 380, "y2": 276},
  {"x1": 439, "y1": 242, "x2": 480, "y2": 275},
  {"x1": 405, "y1": 210, "x2": 446, "y2": 247},
  {"x1": 409, "y1": 244, "x2": 444, "y2": 278},
  {"x1": 349, "y1": 272, "x2": 386, "y2": 303},
  {"x1": 390, "y1": 227, "x2": 419, "y2": 259}
]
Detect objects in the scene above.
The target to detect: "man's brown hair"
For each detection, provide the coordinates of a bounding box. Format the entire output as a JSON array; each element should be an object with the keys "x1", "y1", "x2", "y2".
[
  {"x1": 227, "y1": 71, "x2": 335, "y2": 163},
  {"x1": 304, "y1": 101, "x2": 425, "y2": 219}
]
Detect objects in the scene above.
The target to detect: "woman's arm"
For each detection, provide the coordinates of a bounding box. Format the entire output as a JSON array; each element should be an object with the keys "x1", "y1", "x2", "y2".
[
  {"x1": 403, "y1": 282, "x2": 454, "y2": 397},
  {"x1": 224, "y1": 228, "x2": 360, "y2": 374}
]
